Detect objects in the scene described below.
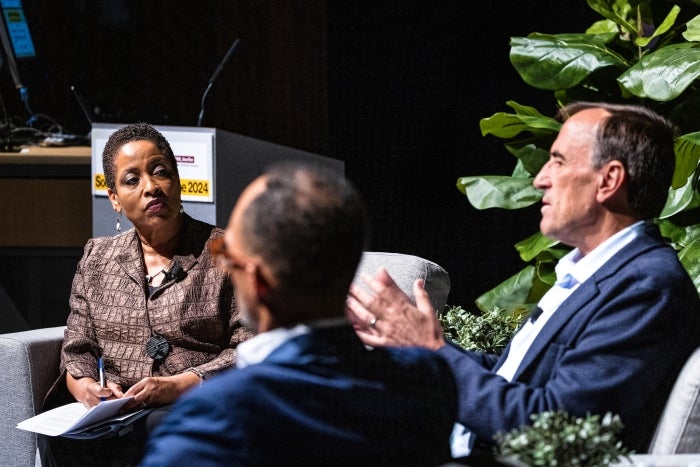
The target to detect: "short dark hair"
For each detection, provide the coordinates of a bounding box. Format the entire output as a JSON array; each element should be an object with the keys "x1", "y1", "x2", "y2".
[
  {"x1": 557, "y1": 102, "x2": 676, "y2": 219},
  {"x1": 102, "y1": 123, "x2": 177, "y2": 190},
  {"x1": 241, "y1": 161, "x2": 368, "y2": 300}
]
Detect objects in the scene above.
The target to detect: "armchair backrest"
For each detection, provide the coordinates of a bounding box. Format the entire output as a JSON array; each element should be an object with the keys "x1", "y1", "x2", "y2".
[{"x1": 355, "y1": 251, "x2": 451, "y2": 313}]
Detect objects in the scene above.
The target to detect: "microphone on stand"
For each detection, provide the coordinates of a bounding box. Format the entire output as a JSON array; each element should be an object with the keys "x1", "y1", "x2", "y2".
[{"x1": 197, "y1": 37, "x2": 241, "y2": 127}]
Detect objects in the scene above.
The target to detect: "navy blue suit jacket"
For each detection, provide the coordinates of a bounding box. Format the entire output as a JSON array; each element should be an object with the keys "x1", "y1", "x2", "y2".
[
  {"x1": 438, "y1": 223, "x2": 700, "y2": 452},
  {"x1": 141, "y1": 325, "x2": 457, "y2": 466}
]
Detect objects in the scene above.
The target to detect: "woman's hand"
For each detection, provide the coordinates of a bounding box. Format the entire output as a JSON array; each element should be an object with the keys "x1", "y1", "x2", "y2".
[
  {"x1": 122, "y1": 371, "x2": 201, "y2": 412},
  {"x1": 66, "y1": 372, "x2": 123, "y2": 408}
]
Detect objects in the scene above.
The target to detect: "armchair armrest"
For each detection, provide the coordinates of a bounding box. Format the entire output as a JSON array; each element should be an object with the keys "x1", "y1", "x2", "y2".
[
  {"x1": 0, "y1": 327, "x2": 65, "y2": 467},
  {"x1": 647, "y1": 346, "x2": 700, "y2": 454}
]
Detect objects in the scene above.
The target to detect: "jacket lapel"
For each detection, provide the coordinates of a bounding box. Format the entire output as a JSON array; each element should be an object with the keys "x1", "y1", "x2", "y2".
[{"x1": 113, "y1": 231, "x2": 145, "y2": 284}]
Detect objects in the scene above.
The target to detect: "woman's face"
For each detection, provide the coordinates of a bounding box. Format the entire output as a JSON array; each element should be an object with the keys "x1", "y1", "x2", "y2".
[{"x1": 107, "y1": 140, "x2": 182, "y2": 231}]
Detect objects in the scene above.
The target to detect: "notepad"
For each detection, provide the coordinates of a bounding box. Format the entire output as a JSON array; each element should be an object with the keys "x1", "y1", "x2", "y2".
[{"x1": 16, "y1": 397, "x2": 138, "y2": 437}]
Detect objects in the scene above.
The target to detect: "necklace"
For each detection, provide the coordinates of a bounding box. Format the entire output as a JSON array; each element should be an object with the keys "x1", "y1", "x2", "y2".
[{"x1": 145, "y1": 269, "x2": 166, "y2": 284}]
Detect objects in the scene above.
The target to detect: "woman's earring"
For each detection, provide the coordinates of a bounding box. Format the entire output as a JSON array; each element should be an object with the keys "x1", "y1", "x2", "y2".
[
  {"x1": 179, "y1": 204, "x2": 184, "y2": 214},
  {"x1": 115, "y1": 212, "x2": 122, "y2": 232}
]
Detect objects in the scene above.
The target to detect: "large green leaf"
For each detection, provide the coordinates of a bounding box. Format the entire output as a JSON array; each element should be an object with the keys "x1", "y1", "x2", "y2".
[
  {"x1": 660, "y1": 173, "x2": 700, "y2": 218},
  {"x1": 514, "y1": 231, "x2": 561, "y2": 262},
  {"x1": 617, "y1": 43, "x2": 700, "y2": 100},
  {"x1": 683, "y1": 13, "x2": 700, "y2": 42},
  {"x1": 511, "y1": 159, "x2": 531, "y2": 179},
  {"x1": 586, "y1": 0, "x2": 636, "y2": 35},
  {"x1": 678, "y1": 238, "x2": 700, "y2": 290},
  {"x1": 658, "y1": 220, "x2": 700, "y2": 248},
  {"x1": 505, "y1": 100, "x2": 551, "y2": 118},
  {"x1": 672, "y1": 132, "x2": 700, "y2": 188},
  {"x1": 586, "y1": 19, "x2": 620, "y2": 35},
  {"x1": 457, "y1": 176, "x2": 542, "y2": 210},
  {"x1": 634, "y1": 5, "x2": 681, "y2": 48},
  {"x1": 475, "y1": 266, "x2": 536, "y2": 314},
  {"x1": 510, "y1": 33, "x2": 627, "y2": 90},
  {"x1": 505, "y1": 142, "x2": 551, "y2": 176},
  {"x1": 480, "y1": 112, "x2": 559, "y2": 139}
]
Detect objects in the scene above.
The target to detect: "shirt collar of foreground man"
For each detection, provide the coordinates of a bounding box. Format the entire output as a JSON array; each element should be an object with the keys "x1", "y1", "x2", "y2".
[
  {"x1": 139, "y1": 161, "x2": 459, "y2": 466},
  {"x1": 345, "y1": 101, "x2": 700, "y2": 458},
  {"x1": 235, "y1": 317, "x2": 348, "y2": 368}
]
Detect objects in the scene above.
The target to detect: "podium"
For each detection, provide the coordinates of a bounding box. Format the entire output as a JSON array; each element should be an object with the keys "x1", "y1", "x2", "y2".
[{"x1": 91, "y1": 124, "x2": 344, "y2": 237}]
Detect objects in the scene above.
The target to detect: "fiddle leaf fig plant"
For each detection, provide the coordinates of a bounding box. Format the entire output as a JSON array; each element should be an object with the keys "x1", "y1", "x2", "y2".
[{"x1": 460, "y1": 0, "x2": 700, "y2": 315}]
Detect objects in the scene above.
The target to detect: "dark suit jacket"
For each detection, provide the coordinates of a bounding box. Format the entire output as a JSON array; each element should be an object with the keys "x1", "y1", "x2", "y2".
[
  {"x1": 140, "y1": 325, "x2": 458, "y2": 467},
  {"x1": 438, "y1": 223, "x2": 700, "y2": 452}
]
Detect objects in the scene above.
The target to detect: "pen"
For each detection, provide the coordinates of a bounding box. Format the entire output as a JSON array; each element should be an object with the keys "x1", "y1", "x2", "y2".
[{"x1": 98, "y1": 357, "x2": 106, "y2": 402}]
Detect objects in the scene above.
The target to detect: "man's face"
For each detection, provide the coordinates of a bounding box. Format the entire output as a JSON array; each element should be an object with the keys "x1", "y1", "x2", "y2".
[{"x1": 533, "y1": 108, "x2": 609, "y2": 250}]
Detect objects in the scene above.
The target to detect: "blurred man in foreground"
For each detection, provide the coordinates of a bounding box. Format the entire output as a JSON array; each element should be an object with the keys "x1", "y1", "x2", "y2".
[{"x1": 140, "y1": 161, "x2": 458, "y2": 466}]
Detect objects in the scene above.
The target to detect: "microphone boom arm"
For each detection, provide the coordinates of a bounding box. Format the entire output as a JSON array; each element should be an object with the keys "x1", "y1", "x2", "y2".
[{"x1": 197, "y1": 38, "x2": 240, "y2": 127}]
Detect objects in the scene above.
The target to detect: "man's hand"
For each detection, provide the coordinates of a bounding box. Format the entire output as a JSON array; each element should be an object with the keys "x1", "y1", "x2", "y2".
[{"x1": 345, "y1": 267, "x2": 446, "y2": 351}]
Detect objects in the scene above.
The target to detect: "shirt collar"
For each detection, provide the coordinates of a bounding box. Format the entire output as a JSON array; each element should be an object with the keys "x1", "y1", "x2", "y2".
[
  {"x1": 556, "y1": 220, "x2": 646, "y2": 287},
  {"x1": 236, "y1": 317, "x2": 349, "y2": 369}
]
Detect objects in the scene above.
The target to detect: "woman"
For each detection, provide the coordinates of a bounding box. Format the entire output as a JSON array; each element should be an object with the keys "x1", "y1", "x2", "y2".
[{"x1": 42, "y1": 123, "x2": 253, "y2": 466}]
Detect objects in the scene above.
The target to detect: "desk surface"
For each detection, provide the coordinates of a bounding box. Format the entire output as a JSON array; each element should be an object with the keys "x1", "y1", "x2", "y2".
[{"x1": 0, "y1": 145, "x2": 91, "y2": 165}]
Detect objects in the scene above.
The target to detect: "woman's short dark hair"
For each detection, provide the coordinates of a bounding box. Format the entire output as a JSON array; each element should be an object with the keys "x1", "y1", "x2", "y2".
[
  {"x1": 557, "y1": 102, "x2": 677, "y2": 220},
  {"x1": 102, "y1": 123, "x2": 177, "y2": 190}
]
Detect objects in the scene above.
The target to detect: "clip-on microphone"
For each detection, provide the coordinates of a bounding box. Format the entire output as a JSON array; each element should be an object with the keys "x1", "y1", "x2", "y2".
[{"x1": 163, "y1": 260, "x2": 184, "y2": 281}]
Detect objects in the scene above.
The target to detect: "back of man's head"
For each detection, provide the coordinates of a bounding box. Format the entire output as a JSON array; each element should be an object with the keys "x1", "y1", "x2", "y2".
[{"x1": 240, "y1": 161, "x2": 368, "y2": 315}]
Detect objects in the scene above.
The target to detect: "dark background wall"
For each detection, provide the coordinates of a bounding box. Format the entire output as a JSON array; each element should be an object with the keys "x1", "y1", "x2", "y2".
[{"x1": 2, "y1": 1, "x2": 598, "y2": 327}]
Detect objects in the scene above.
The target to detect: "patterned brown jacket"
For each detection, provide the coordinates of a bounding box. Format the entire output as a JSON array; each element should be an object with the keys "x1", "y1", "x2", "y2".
[{"x1": 50, "y1": 214, "x2": 253, "y2": 398}]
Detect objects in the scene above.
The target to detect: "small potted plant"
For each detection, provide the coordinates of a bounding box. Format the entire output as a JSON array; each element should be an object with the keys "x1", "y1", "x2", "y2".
[{"x1": 494, "y1": 410, "x2": 632, "y2": 466}]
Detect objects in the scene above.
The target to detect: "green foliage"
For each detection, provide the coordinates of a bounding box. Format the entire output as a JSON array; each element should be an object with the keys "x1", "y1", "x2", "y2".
[
  {"x1": 460, "y1": 0, "x2": 700, "y2": 313},
  {"x1": 495, "y1": 410, "x2": 632, "y2": 467},
  {"x1": 439, "y1": 305, "x2": 526, "y2": 354}
]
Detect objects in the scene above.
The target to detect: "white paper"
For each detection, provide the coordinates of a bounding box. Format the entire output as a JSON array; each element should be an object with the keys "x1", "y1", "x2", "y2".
[{"x1": 16, "y1": 397, "x2": 134, "y2": 437}]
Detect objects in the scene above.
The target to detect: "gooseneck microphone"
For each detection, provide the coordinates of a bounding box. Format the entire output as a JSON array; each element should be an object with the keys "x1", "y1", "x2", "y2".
[{"x1": 197, "y1": 37, "x2": 241, "y2": 127}]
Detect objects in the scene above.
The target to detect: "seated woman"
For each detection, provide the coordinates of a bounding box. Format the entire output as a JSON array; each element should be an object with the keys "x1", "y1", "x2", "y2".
[{"x1": 41, "y1": 123, "x2": 253, "y2": 467}]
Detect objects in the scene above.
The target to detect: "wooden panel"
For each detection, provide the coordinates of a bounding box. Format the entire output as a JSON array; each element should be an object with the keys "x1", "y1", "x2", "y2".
[{"x1": 0, "y1": 178, "x2": 92, "y2": 247}]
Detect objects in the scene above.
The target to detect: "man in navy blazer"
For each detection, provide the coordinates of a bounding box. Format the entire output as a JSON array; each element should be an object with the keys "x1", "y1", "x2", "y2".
[
  {"x1": 139, "y1": 162, "x2": 458, "y2": 466},
  {"x1": 347, "y1": 102, "x2": 700, "y2": 455}
]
